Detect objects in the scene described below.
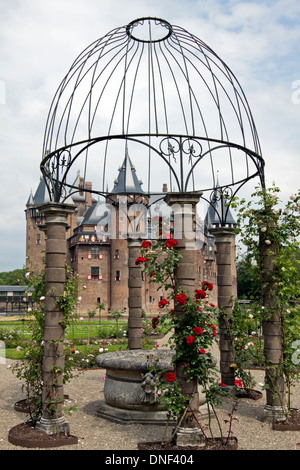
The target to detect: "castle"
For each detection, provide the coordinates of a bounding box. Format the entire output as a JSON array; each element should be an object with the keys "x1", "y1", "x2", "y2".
[{"x1": 25, "y1": 149, "x2": 237, "y2": 316}]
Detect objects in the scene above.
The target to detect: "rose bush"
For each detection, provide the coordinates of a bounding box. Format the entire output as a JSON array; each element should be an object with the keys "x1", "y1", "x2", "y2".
[
  {"x1": 12, "y1": 264, "x2": 80, "y2": 424},
  {"x1": 138, "y1": 238, "x2": 230, "y2": 440},
  {"x1": 232, "y1": 183, "x2": 300, "y2": 416}
]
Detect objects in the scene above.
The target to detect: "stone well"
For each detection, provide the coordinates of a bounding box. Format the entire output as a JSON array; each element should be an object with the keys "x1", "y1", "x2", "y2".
[
  {"x1": 95, "y1": 349, "x2": 208, "y2": 425},
  {"x1": 95, "y1": 349, "x2": 175, "y2": 425}
]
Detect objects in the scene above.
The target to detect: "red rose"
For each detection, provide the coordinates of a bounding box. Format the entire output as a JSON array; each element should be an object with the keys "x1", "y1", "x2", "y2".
[
  {"x1": 208, "y1": 323, "x2": 217, "y2": 337},
  {"x1": 186, "y1": 335, "x2": 194, "y2": 345},
  {"x1": 135, "y1": 256, "x2": 146, "y2": 265},
  {"x1": 199, "y1": 348, "x2": 206, "y2": 354},
  {"x1": 175, "y1": 293, "x2": 186, "y2": 305},
  {"x1": 158, "y1": 298, "x2": 168, "y2": 308},
  {"x1": 166, "y1": 239, "x2": 178, "y2": 248},
  {"x1": 219, "y1": 382, "x2": 226, "y2": 387},
  {"x1": 195, "y1": 289, "x2": 206, "y2": 300},
  {"x1": 166, "y1": 372, "x2": 176, "y2": 382},
  {"x1": 235, "y1": 379, "x2": 242, "y2": 388},
  {"x1": 141, "y1": 240, "x2": 152, "y2": 248},
  {"x1": 193, "y1": 326, "x2": 203, "y2": 335},
  {"x1": 202, "y1": 281, "x2": 213, "y2": 291},
  {"x1": 152, "y1": 317, "x2": 159, "y2": 329}
]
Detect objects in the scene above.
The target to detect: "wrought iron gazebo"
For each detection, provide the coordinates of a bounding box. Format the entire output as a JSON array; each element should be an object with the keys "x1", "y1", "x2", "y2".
[
  {"x1": 41, "y1": 17, "x2": 265, "y2": 224},
  {"x1": 34, "y1": 17, "x2": 267, "y2": 439}
]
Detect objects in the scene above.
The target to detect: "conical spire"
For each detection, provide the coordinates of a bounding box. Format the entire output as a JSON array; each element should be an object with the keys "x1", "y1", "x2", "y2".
[
  {"x1": 26, "y1": 189, "x2": 34, "y2": 206},
  {"x1": 31, "y1": 177, "x2": 51, "y2": 205},
  {"x1": 111, "y1": 143, "x2": 144, "y2": 194}
]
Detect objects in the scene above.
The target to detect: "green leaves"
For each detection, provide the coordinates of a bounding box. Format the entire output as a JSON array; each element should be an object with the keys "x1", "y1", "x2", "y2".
[
  {"x1": 56, "y1": 264, "x2": 80, "y2": 330},
  {"x1": 12, "y1": 263, "x2": 81, "y2": 424},
  {"x1": 138, "y1": 237, "x2": 222, "y2": 420}
]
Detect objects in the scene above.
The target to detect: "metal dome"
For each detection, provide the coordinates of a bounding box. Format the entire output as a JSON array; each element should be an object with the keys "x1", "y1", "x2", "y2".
[{"x1": 41, "y1": 17, "x2": 265, "y2": 209}]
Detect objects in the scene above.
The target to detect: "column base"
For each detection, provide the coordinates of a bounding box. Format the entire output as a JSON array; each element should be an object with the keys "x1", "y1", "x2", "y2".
[
  {"x1": 36, "y1": 416, "x2": 70, "y2": 435},
  {"x1": 263, "y1": 404, "x2": 285, "y2": 422},
  {"x1": 174, "y1": 426, "x2": 206, "y2": 447}
]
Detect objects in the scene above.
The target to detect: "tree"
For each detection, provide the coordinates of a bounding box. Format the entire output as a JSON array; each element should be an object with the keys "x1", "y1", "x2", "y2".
[
  {"x1": 236, "y1": 256, "x2": 261, "y2": 300},
  {"x1": 0, "y1": 268, "x2": 28, "y2": 286}
]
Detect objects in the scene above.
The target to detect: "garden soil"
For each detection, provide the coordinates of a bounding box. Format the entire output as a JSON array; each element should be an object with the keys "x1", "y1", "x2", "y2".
[{"x1": 1, "y1": 333, "x2": 300, "y2": 451}]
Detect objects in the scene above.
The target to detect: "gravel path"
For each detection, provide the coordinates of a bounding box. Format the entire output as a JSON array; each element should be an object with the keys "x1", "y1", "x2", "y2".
[{"x1": 1, "y1": 335, "x2": 300, "y2": 451}]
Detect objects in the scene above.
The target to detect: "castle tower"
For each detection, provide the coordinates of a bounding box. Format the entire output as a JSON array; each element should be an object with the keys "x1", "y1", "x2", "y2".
[
  {"x1": 25, "y1": 174, "x2": 94, "y2": 274},
  {"x1": 26, "y1": 154, "x2": 221, "y2": 315},
  {"x1": 25, "y1": 179, "x2": 48, "y2": 273},
  {"x1": 109, "y1": 145, "x2": 147, "y2": 312}
]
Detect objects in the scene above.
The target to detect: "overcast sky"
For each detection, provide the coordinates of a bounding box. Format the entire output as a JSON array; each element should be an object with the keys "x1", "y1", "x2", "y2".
[{"x1": 0, "y1": 0, "x2": 299, "y2": 272}]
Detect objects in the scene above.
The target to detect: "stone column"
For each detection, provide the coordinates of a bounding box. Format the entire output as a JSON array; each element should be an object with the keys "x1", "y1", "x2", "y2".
[
  {"x1": 128, "y1": 238, "x2": 143, "y2": 350},
  {"x1": 36, "y1": 202, "x2": 76, "y2": 435},
  {"x1": 258, "y1": 212, "x2": 284, "y2": 420},
  {"x1": 209, "y1": 227, "x2": 237, "y2": 387},
  {"x1": 164, "y1": 192, "x2": 202, "y2": 445}
]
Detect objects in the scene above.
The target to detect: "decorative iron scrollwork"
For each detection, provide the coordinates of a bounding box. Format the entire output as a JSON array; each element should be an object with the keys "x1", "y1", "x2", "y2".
[
  {"x1": 159, "y1": 137, "x2": 202, "y2": 164},
  {"x1": 46, "y1": 149, "x2": 72, "y2": 176},
  {"x1": 209, "y1": 185, "x2": 233, "y2": 205},
  {"x1": 43, "y1": 149, "x2": 73, "y2": 202}
]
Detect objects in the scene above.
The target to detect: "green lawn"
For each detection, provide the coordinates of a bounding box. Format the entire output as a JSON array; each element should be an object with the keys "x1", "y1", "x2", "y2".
[
  {"x1": 0, "y1": 317, "x2": 167, "y2": 363},
  {"x1": 0, "y1": 318, "x2": 128, "y2": 340}
]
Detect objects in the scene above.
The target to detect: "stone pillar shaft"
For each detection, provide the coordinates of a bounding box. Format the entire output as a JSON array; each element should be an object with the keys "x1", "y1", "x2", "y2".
[
  {"x1": 258, "y1": 214, "x2": 284, "y2": 416},
  {"x1": 128, "y1": 239, "x2": 143, "y2": 350},
  {"x1": 164, "y1": 192, "x2": 201, "y2": 434},
  {"x1": 36, "y1": 202, "x2": 76, "y2": 434},
  {"x1": 209, "y1": 227, "x2": 236, "y2": 387}
]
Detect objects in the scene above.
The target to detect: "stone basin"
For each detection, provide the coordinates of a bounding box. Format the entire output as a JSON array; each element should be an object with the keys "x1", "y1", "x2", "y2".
[{"x1": 95, "y1": 349, "x2": 175, "y2": 425}]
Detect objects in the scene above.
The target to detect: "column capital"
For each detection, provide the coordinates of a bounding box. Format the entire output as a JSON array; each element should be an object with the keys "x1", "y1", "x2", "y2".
[
  {"x1": 37, "y1": 202, "x2": 77, "y2": 226},
  {"x1": 127, "y1": 238, "x2": 142, "y2": 248},
  {"x1": 209, "y1": 226, "x2": 236, "y2": 242},
  {"x1": 164, "y1": 191, "x2": 202, "y2": 207}
]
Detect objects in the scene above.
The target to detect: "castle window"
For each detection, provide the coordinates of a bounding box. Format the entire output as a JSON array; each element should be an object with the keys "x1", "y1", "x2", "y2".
[
  {"x1": 70, "y1": 248, "x2": 76, "y2": 262},
  {"x1": 91, "y1": 266, "x2": 99, "y2": 279},
  {"x1": 91, "y1": 246, "x2": 99, "y2": 259},
  {"x1": 114, "y1": 249, "x2": 120, "y2": 259},
  {"x1": 36, "y1": 234, "x2": 41, "y2": 245},
  {"x1": 115, "y1": 270, "x2": 121, "y2": 281}
]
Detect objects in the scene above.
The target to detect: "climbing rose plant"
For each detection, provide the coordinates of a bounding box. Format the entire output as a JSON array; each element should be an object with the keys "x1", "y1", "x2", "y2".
[
  {"x1": 232, "y1": 183, "x2": 300, "y2": 416},
  {"x1": 13, "y1": 264, "x2": 80, "y2": 424},
  {"x1": 137, "y1": 238, "x2": 229, "y2": 435}
]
